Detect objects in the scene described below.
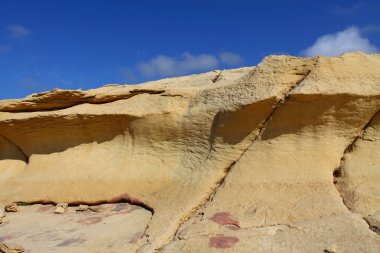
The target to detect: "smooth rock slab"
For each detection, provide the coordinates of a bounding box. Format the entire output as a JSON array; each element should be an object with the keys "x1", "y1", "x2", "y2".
[
  {"x1": 0, "y1": 203, "x2": 152, "y2": 253},
  {"x1": 163, "y1": 214, "x2": 380, "y2": 253}
]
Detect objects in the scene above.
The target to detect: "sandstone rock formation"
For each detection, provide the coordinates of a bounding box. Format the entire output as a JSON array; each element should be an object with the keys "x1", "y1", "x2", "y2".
[{"x1": 0, "y1": 52, "x2": 379, "y2": 252}]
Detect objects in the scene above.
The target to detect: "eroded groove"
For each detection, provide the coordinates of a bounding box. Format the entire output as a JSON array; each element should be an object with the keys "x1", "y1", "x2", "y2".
[
  {"x1": 202, "y1": 69, "x2": 312, "y2": 208},
  {"x1": 0, "y1": 89, "x2": 165, "y2": 113},
  {"x1": 14, "y1": 194, "x2": 154, "y2": 214},
  {"x1": 160, "y1": 93, "x2": 186, "y2": 98},
  {"x1": 334, "y1": 107, "x2": 380, "y2": 181},
  {"x1": 333, "y1": 107, "x2": 380, "y2": 224},
  {"x1": 156, "y1": 70, "x2": 313, "y2": 252},
  {"x1": 0, "y1": 133, "x2": 29, "y2": 163},
  {"x1": 207, "y1": 111, "x2": 221, "y2": 158},
  {"x1": 344, "y1": 108, "x2": 380, "y2": 155},
  {"x1": 211, "y1": 70, "x2": 223, "y2": 83}
]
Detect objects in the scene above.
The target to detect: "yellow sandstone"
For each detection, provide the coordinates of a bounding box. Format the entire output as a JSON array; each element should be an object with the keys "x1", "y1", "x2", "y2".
[{"x1": 0, "y1": 52, "x2": 379, "y2": 252}]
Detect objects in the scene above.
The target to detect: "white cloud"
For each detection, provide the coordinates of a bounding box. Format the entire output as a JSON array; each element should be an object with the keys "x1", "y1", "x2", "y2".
[
  {"x1": 136, "y1": 52, "x2": 244, "y2": 78},
  {"x1": 7, "y1": 24, "x2": 32, "y2": 39},
  {"x1": 302, "y1": 27, "x2": 379, "y2": 57},
  {"x1": 138, "y1": 53, "x2": 219, "y2": 77},
  {"x1": 220, "y1": 52, "x2": 244, "y2": 66}
]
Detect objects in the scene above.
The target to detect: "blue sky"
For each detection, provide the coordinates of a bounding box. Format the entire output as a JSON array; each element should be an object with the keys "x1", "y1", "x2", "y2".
[{"x1": 0, "y1": 0, "x2": 379, "y2": 99}]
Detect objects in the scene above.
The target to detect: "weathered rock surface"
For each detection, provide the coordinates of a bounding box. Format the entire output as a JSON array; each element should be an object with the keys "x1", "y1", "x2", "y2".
[
  {"x1": 0, "y1": 52, "x2": 379, "y2": 252},
  {"x1": 0, "y1": 243, "x2": 24, "y2": 253},
  {"x1": 4, "y1": 204, "x2": 17, "y2": 213},
  {"x1": 0, "y1": 204, "x2": 151, "y2": 252},
  {"x1": 76, "y1": 204, "x2": 90, "y2": 212}
]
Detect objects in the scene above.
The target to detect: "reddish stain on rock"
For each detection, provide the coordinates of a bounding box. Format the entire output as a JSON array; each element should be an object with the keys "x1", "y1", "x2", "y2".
[
  {"x1": 77, "y1": 216, "x2": 102, "y2": 225},
  {"x1": 209, "y1": 212, "x2": 240, "y2": 228},
  {"x1": 56, "y1": 238, "x2": 87, "y2": 247},
  {"x1": 209, "y1": 234, "x2": 239, "y2": 248},
  {"x1": 110, "y1": 193, "x2": 141, "y2": 205},
  {"x1": 68, "y1": 193, "x2": 143, "y2": 207}
]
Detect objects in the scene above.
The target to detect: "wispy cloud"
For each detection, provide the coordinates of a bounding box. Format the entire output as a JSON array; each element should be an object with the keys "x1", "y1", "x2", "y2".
[
  {"x1": 7, "y1": 24, "x2": 32, "y2": 39},
  {"x1": 219, "y1": 52, "x2": 244, "y2": 66},
  {"x1": 123, "y1": 51, "x2": 244, "y2": 81},
  {"x1": 302, "y1": 27, "x2": 379, "y2": 57},
  {"x1": 137, "y1": 53, "x2": 219, "y2": 77}
]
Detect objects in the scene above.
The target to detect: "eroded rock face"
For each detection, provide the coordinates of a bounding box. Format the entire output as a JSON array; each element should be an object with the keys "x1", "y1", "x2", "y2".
[
  {"x1": 0, "y1": 52, "x2": 379, "y2": 252},
  {"x1": 0, "y1": 204, "x2": 151, "y2": 253}
]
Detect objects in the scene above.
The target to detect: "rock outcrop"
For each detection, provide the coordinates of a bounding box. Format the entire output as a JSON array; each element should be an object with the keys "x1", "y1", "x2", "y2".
[{"x1": 0, "y1": 52, "x2": 379, "y2": 252}]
